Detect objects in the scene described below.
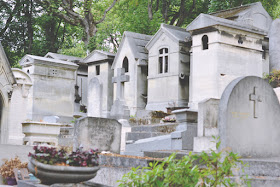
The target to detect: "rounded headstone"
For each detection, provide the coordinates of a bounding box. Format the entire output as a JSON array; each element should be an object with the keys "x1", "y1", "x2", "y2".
[{"x1": 219, "y1": 76, "x2": 280, "y2": 158}]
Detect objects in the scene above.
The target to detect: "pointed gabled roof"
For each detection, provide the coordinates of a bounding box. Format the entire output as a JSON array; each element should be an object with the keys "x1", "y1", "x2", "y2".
[
  {"x1": 19, "y1": 55, "x2": 78, "y2": 69},
  {"x1": 210, "y1": 2, "x2": 272, "y2": 32},
  {"x1": 112, "y1": 31, "x2": 152, "y2": 69},
  {"x1": 45, "y1": 52, "x2": 83, "y2": 62},
  {"x1": 146, "y1": 23, "x2": 191, "y2": 50},
  {"x1": 0, "y1": 42, "x2": 16, "y2": 85},
  {"x1": 83, "y1": 50, "x2": 115, "y2": 64},
  {"x1": 186, "y1": 13, "x2": 267, "y2": 35}
]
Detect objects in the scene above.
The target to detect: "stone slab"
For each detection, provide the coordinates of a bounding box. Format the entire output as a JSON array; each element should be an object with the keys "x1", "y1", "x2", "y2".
[
  {"x1": 74, "y1": 117, "x2": 122, "y2": 153},
  {"x1": 130, "y1": 123, "x2": 178, "y2": 133},
  {"x1": 219, "y1": 76, "x2": 280, "y2": 158},
  {"x1": 125, "y1": 135, "x2": 171, "y2": 154},
  {"x1": 126, "y1": 132, "x2": 167, "y2": 141}
]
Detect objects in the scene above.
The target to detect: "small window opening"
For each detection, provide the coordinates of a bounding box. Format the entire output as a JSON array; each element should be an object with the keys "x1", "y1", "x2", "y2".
[
  {"x1": 158, "y1": 48, "x2": 169, "y2": 74},
  {"x1": 96, "y1": 65, "x2": 100, "y2": 75},
  {"x1": 262, "y1": 46, "x2": 266, "y2": 59},
  {"x1": 123, "y1": 57, "x2": 129, "y2": 73},
  {"x1": 238, "y1": 37, "x2": 243, "y2": 44},
  {"x1": 202, "y1": 35, "x2": 209, "y2": 50},
  {"x1": 27, "y1": 70, "x2": 30, "y2": 74}
]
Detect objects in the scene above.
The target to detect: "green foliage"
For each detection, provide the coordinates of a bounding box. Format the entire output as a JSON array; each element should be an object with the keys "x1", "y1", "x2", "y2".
[
  {"x1": 263, "y1": 69, "x2": 280, "y2": 87},
  {"x1": 118, "y1": 138, "x2": 250, "y2": 187}
]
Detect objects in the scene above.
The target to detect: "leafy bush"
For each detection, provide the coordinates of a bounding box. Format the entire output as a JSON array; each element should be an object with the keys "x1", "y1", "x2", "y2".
[
  {"x1": 118, "y1": 138, "x2": 250, "y2": 187},
  {"x1": 28, "y1": 146, "x2": 99, "y2": 167},
  {"x1": 0, "y1": 157, "x2": 28, "y2": 178},
  {"x1": 263, "y1": 69, "x2": 280, "y2": 87}
]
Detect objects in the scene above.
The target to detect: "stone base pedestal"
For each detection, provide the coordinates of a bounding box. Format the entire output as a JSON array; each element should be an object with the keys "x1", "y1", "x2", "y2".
[
  {"x1": 22, "y1": 121, "x2": 62, "y2": 146},
  {"x1": 193, "y1": 136, "x2": 216, "y2": 152}
]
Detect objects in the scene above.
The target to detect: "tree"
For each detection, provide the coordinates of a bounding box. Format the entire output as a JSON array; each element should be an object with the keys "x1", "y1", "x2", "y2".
[{"x1": 34, "y1": 0, "x2": 117, "y2": 47}]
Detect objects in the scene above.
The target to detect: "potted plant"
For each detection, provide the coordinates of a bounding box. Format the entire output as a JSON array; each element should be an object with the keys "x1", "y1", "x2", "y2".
[
  {"x1": 0, "y1": 157, "x2": 28, "y2": 185},
  {"x1": 28, "y1": 146, "x2": 100, "y2": 185},
  {"x1": 162, "y1": 116, "x2": 176, "y2": 123}
]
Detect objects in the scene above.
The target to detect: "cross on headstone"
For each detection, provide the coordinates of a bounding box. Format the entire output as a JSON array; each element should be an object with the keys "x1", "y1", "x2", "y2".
[
  {"x1": 249, "y1": 86, "x2": 262, "y2": 118},
  {"x1": 112, "y1": 68, "x2": 129, "y2": 100}
]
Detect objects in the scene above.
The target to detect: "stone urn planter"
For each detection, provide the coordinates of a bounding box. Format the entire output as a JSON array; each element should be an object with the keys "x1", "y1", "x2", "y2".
[{"x1": 28, "y1": 157, "x2": 100, "y2": 185}]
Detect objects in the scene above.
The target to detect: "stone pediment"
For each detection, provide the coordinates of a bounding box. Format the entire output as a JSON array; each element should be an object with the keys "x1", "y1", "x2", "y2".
[
  {"x1": 210, "y1": 2, "x2": 272, "y2": 32},
  {"x1": 44, "y1": 52, "x2": 82, "y2": 62},
  {"x1": 111, "y1": 31, "x2": 152, "y2": 69},
  {"x1": 186, "y1": 13, "x2": 267, "y2": 35},
  {"x1": 19, "y1": 54, "x2": 78, "y2": 70},
  {"x1": 83, "y1": 50, "x2": 115, "y2": 64},
  {"x1": 146, "y1": 24, "x2": 191, "y2": 50}
]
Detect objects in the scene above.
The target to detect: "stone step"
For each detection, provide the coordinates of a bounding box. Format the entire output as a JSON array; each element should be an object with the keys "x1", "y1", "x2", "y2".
[
  {"x1": 126, "y1": 132, "x2": 168, "y2": 142},
  {"x1": 130, "y1": 123, "x2": 178, "y2": 133}
]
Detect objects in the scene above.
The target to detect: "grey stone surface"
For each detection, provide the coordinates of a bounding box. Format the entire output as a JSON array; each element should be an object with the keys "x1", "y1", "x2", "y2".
[
  {"x1": 125, "y1": 134, "x2": 172, "y2": 153},
  {"x1": 193, "y1": 98, "x2": 219, "y2": 152},
  {"x1": 145, "y1": 23, "x2": 190, "y2": 112},
  {"x1": 58, "y1": 126, "x2": 74, "y2": 147},
  {"x1": 19, "y1": 54, "x2": 78, "y2": 123},
  {"x1": 171, "y1": 124, "x2": 197, "y2": 150},
  {"x1": 111, "y1": 32, "x2": 151, "y2": 115},
  {"x1": 269, "y1": 19, "x2": 280, "y2": 71},
  {"x1": 130, "y1": 123, "x2": 178, "y2": 133},
  {"x1": 219, "y1": 76, "x2": 280, "y2": 158},
  {"x1": 110, "y1": 68, "x2": 130, "y2": 119},
  {"x1": 210, "y1": 2, "x2": 272, "y2": 32},
  {"x1": 86, "y1": 50, "x2": 114, "y2": 118},
  {"x1": 74, "y1": 117, "x2": 122, "y2": 153},
  {"x1": 43, "y1": 116, "x2": 59, "y2": 123},
  {"x1": 126, "y1": 132, "x2": 167, "y2": 142},
  {"x1": 88, "y1": 78, "x2": 103, "y2": 117},
  {"x1": 187, "y1": 13, "x2": 267, "y2": 35}
]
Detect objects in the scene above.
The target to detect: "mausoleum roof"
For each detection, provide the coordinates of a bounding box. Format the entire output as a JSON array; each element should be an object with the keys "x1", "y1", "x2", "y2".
[
  {"x1": 210, "y1": 2, "x2": 260, "y2": 19},
  {"x1": 84, "y1": 50, "x2": 115, "y2": 64},
  {"x1": 186, "y1": 13, "x2": 267, "y2": 35},
  {"x1": 146, "y1": 23, "x2": 191, "y2": 50},
  {"x1": 19, "y1": 55, "x2": 79, "y2": 69},
  {"x1": 45, "y1": 52, "x2": 83, "y2": 62},
  {"x1": 208, "y1": 2, "x2": 272, "y2": 32},
  {"x1": 112, "y1": 31, "x2": 152, "y2": 68}
]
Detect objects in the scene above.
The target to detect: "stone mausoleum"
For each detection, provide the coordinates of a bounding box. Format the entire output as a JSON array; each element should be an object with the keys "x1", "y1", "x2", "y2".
[{"x1": 0, "y1": 2, "x2": 279, "y2": 146}]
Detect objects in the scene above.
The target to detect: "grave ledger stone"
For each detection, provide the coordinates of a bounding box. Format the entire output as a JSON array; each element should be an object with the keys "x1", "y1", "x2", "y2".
[
  {"x1": 74, "y1": 117, "x2": 122, "y2": 153},
  {"x1": 219, "y1": 76, "x2": 280, "y2": 158}
]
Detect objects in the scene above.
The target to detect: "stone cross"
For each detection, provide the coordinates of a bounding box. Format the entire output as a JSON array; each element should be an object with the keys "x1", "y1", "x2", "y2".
[
  {"x1": 249, "y1": 86, "x2": 262, "y2": 118},
  {"x1": 112, "y1": 68, "x2": 129, "y2": 100}
]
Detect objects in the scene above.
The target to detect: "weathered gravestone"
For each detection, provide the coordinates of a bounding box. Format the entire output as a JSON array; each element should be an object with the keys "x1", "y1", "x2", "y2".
[
  {"x1": 74, "y1": 117, "x2": 122, "y2": 153},
  {"x1": 88, "y1": 77, "x2": 103, "y2": 117},
  {"x1": 219, "y1": 76, "x2": 280, "y2": 158},
  {"x1": 110, "y1": 68, "x2": 130, "y2": 119}
]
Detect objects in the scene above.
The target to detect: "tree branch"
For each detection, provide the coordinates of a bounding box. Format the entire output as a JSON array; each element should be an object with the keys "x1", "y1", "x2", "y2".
[
  {"x1": 0, "y1": 1, "x2": 21, "y2": 36},
  {"x1": 148, "y1": 0, "x2": 153, "y2": 20},
  {"x1": 95, "y1": 0, "x2": 117, "y2": 24}
]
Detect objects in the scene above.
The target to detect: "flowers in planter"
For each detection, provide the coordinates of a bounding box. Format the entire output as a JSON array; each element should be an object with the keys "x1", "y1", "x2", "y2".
[
  {"x1": 0, "y1": 157, "x2": 28, "y2": 178},
  {"x1": 28, "y1": 146, "x2": 99, "y2": 167},
  {"x1": 162, "y1": 116, "x2": 176, "y2": 123}
]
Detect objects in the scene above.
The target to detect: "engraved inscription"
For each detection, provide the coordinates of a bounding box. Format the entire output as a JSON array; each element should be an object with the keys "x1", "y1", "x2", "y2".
[{"x1": 231, "y1": 112, "x2": 250, "y2": 119}]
